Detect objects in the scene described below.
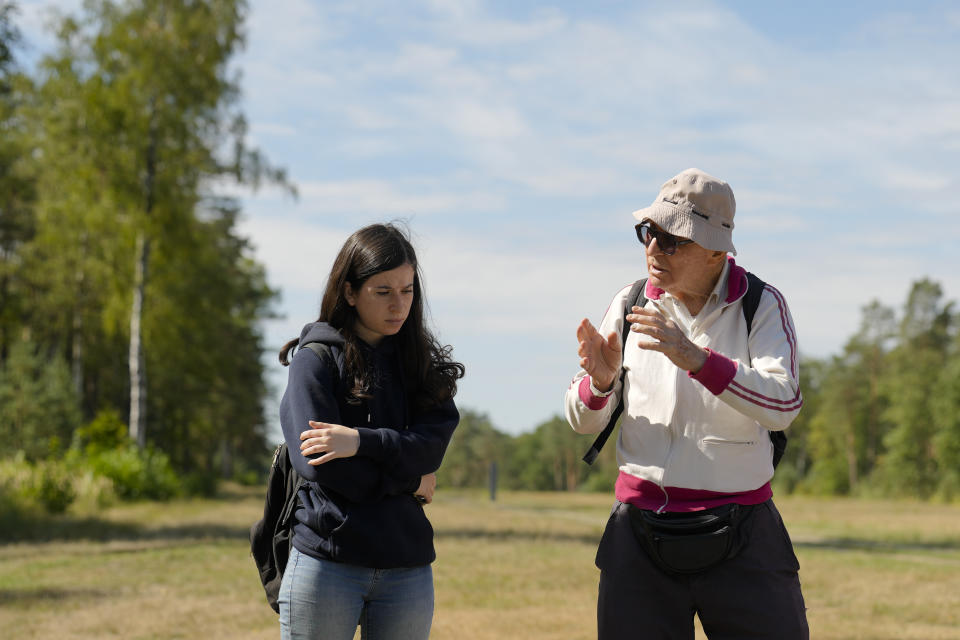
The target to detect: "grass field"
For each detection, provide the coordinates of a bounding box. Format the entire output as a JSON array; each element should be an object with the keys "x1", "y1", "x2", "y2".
[{"x1": 1, "y1": 486, "x2": 958, "y2": 639}]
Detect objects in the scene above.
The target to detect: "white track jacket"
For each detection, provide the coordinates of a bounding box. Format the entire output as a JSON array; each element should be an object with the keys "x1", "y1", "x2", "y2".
[{"x1": 564, "y1": 258, "x2": 802, "y2": 496}]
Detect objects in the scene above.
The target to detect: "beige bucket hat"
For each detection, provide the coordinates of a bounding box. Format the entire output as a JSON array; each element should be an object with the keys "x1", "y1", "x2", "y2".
[{"x1": 632, "y1": 168, "x2": 737, "y2": 255}]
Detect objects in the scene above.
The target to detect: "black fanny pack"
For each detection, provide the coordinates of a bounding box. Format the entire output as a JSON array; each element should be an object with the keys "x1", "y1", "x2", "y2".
[{"x1": 627, "y1": 502, "x2": 755, "y2": 575}]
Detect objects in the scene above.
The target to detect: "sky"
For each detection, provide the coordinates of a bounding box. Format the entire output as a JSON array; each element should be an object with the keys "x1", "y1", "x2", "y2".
[{"x1": 17, "y1": 0, "x2": 960, "y2": 435}]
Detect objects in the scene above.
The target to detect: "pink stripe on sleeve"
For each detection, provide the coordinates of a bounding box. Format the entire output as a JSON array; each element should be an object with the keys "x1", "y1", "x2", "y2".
[
  {"x1": 728, "y1": 382, "x2": 804, "y2": 412},
  {"x1": 765, "y1": 285, "x2": 799, "y2": 377}
]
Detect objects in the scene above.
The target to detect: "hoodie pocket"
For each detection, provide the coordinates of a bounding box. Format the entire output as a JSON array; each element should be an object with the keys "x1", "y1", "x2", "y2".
[{"x1": 314, "y1": 496, "x2": 347, "y2": 538}]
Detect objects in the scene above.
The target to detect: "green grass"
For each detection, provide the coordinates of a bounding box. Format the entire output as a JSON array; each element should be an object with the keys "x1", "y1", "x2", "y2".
[{"x1": 1, "y1": 487, "x2": 958, "y2": 639}]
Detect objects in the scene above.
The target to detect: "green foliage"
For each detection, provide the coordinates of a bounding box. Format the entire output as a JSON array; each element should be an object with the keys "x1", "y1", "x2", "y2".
[
  {"x1": 0, "y1": 339, "x2": 82, "y2": 461},
  {"x1": 440, "y1": 410, "x2": 619, "y2": 493},
  {"x1": 74, "y1": 407, "x2": 128, "y2": 455},
  {"x1": 792, "y1": 280, "x2": 960, "y2": 501},
  {"x1": 867, "y1": 281, "x2": 951, "y2": 498},
  {"x1": 0, "y1": 455, "x2": 76, "y2": 514},
  {"x1": 87, "y1": 445, "x2": 181, "y2": 501},
  {"x1": 503, "y1": 416, "x2": 605, "y2": 491},
  {"x1": 930, "y1": 333, "x2": 960, "y2": 501},
  {"x1": 33, "y1": 463, "x2": 76, "y2": 514},
  {"x1": 0, "y1": 0, "x2": 287, "y2": 490},
  {"x1": 440, "y1": 409, "x2": 511, "y2": 488},
  {"x1": 0, "y1": 4, "x2": 38, "y2": 361},
  {"x1": 0, "y1": 443, "x2": 183, "y2": 512},
  {"x1": 181, "y1": 470, "x2": 219, "y2": 497}
]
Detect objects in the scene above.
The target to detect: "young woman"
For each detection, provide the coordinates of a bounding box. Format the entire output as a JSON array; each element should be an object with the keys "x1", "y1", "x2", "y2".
[{"x1": 277, "y1": 223, "x2": 464, "y2": 640}]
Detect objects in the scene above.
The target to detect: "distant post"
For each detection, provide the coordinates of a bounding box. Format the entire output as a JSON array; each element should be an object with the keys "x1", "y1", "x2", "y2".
[{"x1": 489, "y1": 461, "x2": 498, "y2": 502}]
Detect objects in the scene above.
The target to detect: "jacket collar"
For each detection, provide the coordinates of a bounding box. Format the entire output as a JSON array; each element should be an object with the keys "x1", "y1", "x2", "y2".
[{"x1": 644, "y1": 256, "x2": 745, "y2": 304}]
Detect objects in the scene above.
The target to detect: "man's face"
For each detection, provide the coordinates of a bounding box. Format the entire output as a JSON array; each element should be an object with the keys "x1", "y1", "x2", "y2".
[{"x1": 642, "y1": 221, "x2": 726, "y2": 301}]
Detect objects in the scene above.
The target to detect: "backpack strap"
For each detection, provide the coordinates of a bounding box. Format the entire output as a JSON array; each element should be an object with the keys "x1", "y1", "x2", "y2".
[
  {"x1": 276, "y1": 442, "x2": 305, "y2": 525},
  {"x1": 302, "y1": 341, "x2": 337, "y2": 369},
  {"x1": 742, "y1": 271, "x2": 765, "y2": 334},
  {"x1": 582, "y1": 279, "x2": 647, "y2": 465},
  {"x1": 742, "y1": 273, "x2": 789, "y2": 469}
]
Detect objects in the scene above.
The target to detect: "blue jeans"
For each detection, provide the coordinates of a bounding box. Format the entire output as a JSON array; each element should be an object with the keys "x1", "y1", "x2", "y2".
[{"x1": 279, "y1": 547, "x2": 434, "y2": 640}]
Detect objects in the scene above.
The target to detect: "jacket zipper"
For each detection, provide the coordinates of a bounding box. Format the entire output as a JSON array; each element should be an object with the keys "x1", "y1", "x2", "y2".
[
  {"x1": 657, "y1": 424, "x2": 675, "y2": 513},
  {"x1": 656, "y1": 365, "x2": 688, "y2": 514}
]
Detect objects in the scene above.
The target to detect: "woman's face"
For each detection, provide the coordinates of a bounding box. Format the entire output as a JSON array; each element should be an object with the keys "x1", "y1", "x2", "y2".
[{"x1": 344, "y1": 263, "x2": 416, "y2": 345}]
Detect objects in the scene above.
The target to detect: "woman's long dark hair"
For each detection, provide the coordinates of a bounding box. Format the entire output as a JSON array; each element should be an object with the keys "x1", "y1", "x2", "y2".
[{"x1": 279, "y1": 223, "x2": 465, "y2": 410}]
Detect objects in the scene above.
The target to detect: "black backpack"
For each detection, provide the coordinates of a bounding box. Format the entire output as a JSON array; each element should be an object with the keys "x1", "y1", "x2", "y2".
[
  {"x1": 249, "y1": 342, "x2": 333, "y2": 612},
  {"x1": 582, "y1": 272, "x2": 787, "y2": 468}
]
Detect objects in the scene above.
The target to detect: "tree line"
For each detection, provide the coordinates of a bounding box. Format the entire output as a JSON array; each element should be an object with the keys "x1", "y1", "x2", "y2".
[
  {"x1": 440, "y1": 279, "x2": 960, "y2": 502},
  {"x1": 1, "y1": 2, "x2": 957, "y2": 514},
  {"x1": 1, "y1": 0, "x2": 290, "y2": 509}
]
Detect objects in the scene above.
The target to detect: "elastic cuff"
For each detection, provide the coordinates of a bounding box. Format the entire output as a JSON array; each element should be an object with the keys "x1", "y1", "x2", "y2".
[
  {"x1": 688, "y1": 348, "x2": 738, "y2": 395},
  {"x1": 404, "y1": 476, "x2": 421, "y2": 494},
  {"x1": 579, "y1": 376, "x2": 612, "y2": 410},
  {"x1": 355, "y1": 427, "x2": 385, "y2": 460}
]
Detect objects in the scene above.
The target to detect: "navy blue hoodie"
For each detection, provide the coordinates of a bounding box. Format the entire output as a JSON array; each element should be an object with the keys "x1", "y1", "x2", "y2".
[{"x1": 279, "y1": 322, "x2": 459, "y2": 568}]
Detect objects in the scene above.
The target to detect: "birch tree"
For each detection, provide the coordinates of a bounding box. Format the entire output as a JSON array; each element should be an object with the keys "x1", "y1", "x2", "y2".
[{"x1": 33, "y1": 0, "x2": 289, "y2": 448}]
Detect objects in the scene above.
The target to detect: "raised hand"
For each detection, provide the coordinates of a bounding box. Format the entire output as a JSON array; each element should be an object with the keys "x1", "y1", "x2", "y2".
[
  {"x1": 576, "y1": 318, "x2": 621, "y2": 392},
  {"x1": 627, "y1": 306, "x2": 708, "y2": 373}
]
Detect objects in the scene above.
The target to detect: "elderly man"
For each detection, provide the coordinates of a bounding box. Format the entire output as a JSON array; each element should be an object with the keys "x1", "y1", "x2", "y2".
[{"x1": 565, "y1": 168, "x2": 808, "y2": 639}]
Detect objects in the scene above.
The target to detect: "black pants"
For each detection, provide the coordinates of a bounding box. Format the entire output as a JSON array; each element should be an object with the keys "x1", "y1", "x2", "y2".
[{"x1": 596, "y1": 500, "x2": 808, "y2": 640}]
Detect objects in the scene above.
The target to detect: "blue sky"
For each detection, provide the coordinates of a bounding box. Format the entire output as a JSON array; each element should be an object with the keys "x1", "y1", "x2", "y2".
[{"x1": 19, "y1": 1, "x2": 960, "y2": 434}]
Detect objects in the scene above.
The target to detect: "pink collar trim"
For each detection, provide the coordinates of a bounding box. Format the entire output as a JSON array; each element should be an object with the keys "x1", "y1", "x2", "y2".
[
  {"x1": 644, "y1": 256, "x2": 746, "y2": 304},
  {"x1": 724, "y1": 257, "x2": 747, "y2": 303}
]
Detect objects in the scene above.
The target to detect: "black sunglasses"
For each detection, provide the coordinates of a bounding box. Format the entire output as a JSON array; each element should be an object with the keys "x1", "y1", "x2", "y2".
[{"x1": 635, "y1": 222, "x2": 694, "y2": 256}]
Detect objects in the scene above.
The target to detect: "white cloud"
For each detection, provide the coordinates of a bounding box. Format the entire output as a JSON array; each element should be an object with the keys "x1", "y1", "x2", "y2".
[
  {"x1": 294, "y1": 179, "x2": 505, "y2": 215},
  {"x1": 250, "y1": 122, "x2": 298, "y2": 137},
  {"x1": 22, "y1": 0, "x2": 960, "y2": 432},
  {"x1": 445, "y1": 101, "x2": 529, "y2": 139},
  {"x1": 342, "y1": 106, "x2": 402, "y2": 130},
  {"x1": 244, "y1": 0, "x2": 333, "y2": 53},
  {"x1": 383, "y1": 42, "x2": 461, "y2": 75}
]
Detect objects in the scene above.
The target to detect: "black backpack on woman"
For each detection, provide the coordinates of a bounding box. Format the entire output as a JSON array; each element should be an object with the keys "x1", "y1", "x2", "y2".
[{"x1": 249, "y1": 342, "x2": 333, "y2": 612}]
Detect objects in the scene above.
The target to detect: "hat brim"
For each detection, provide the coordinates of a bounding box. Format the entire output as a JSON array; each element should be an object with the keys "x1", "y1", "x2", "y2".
[{"x1": 632, "y1": 201, "x2": 736, "y2": 255}]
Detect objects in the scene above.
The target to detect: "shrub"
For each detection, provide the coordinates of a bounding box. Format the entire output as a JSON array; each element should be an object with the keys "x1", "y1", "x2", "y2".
[
  {"x1": 182, "y1": 471, "x2": 218, "y2": 497},
  {"x1": 74, "y1": 408, "x2": 128, "y2": 456},
  {"x1": 0, "y1": 455, "x2": 76, "y2": 514},
  {"x1": 88, "y1": 446, "x2": 181, "y2": 501},
  {"x1": 32, "y1": 463, "x2": 76, "y2": 514}
]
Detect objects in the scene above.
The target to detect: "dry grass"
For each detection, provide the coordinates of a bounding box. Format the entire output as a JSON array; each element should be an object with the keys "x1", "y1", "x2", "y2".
[{"x1": 0, "y1": 487, "x2": 958, "y2": 639}]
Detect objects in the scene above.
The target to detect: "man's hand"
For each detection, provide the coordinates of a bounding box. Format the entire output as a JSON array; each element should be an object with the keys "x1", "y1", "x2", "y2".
[
  {"x1": 627, "y1": 306, "x2": 708, "y2": 373},
  {"x1": 576, "y1": 318, "x2": 621, "y2": 392},
  {"x1": 300, "y1": 422, "x2": 360, "y2": 465}
]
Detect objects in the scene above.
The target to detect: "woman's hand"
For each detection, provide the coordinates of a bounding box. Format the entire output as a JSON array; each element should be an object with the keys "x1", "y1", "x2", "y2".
[
  {"x1": 415, "y1": 473, "x2": 436, "y2": 504},
  {"x1": 627, "y1": 307, "x2": 708, "y2": 373},
  {"x1": 300, "y1": 422, "x2": 360, "y2": 465},
  {"x1": 576, "y1": 318, "x2": 621, "y2": 392}
]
